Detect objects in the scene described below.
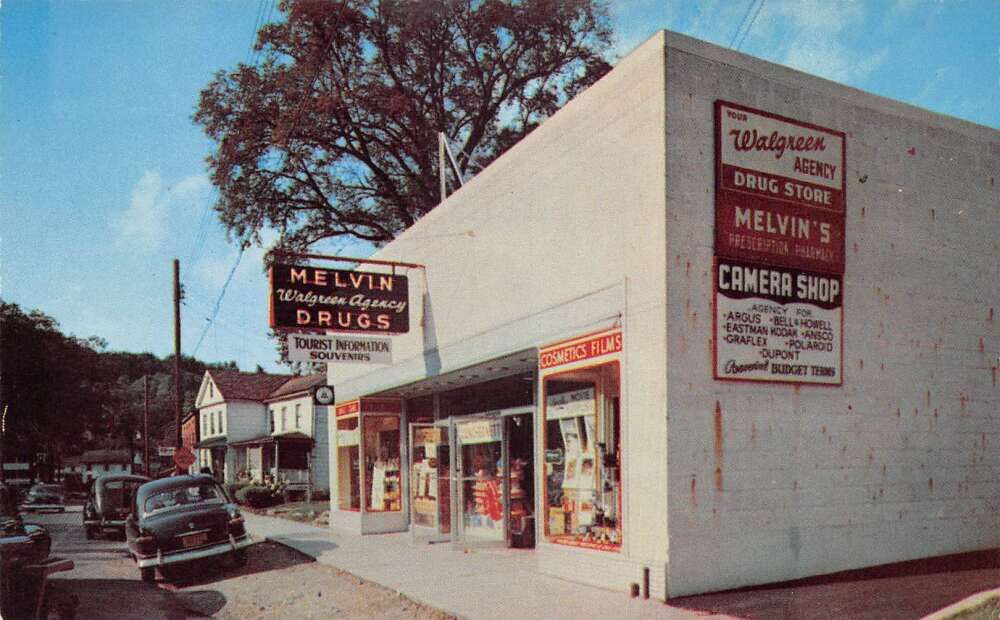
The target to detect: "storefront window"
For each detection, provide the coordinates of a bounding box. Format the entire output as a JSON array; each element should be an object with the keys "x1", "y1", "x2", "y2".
[
  {"x1": 363, "y1": 415, "x2": 401, "y2": 512},
  {"x1": 542, "y1": 362, "x2": 621, "y2": 551},
  {"x1": 336, "y1": 416, "x2": 360, "y2": 511},
  {"x1": 411, "y1": 426, "x2": 447, "y2": 530},
  {"x1": 458, "y1": 419, "x2": 504, "y2": 540}
]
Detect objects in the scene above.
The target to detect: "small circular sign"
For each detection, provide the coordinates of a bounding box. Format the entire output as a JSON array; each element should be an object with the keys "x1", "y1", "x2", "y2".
[
  {"x1": 173, "y1": 446, "x2": 196, "y2": 469},
  {"x1": 315, "y1": 385, "x2": 335, "y2": 405}
]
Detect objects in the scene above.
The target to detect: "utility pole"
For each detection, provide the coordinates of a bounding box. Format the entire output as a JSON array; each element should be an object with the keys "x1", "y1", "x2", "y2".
[
  {"x1": 173, "y1": 259, "x2": 183, "y2": 459},
  {"x1": 143, "y1": 376, "x2": 150, "y2": 477}
]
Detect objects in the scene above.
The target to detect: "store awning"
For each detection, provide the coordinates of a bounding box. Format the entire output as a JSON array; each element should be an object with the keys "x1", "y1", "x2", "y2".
[
  {"x1": 193, "y1": 436, "x2": 227, "y2": 449},
  {"x1": 229, "y1": 432, "x2": 314, "y2": 448}
]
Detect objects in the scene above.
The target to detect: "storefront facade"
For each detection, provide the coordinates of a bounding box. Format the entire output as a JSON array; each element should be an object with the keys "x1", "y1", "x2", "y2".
[{"x1": 324, "y1": 31, "x2": 999, "y2": 598}]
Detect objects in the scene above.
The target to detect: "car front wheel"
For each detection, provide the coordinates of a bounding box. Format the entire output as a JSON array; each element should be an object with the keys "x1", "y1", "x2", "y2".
[
  {"x1": 140, "y1": 567, "x2": 155, "y2": 582},
  {"x1": 84, "y1": 526, "x2": 95, "y2": 540}
]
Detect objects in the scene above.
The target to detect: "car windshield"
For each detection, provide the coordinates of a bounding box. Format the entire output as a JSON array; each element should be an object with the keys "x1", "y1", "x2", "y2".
[{"x1": 143, "y1": 483, "x2": 223, "y2": 516}]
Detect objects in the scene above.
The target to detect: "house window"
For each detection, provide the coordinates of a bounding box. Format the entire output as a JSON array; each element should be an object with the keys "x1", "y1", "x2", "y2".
[
  {"x1": 295, "y1": 404, "x2": 302, "y2": 429},
  {"x1": 281, "y1": 407, "x2": 287, "y2": 432},
  {"x1": 217, "y1": 410, "x2": 224, "y2": 435},
  {"x1": 209, "y1": 381, "x2": 214, "y2": 398},
  {"x1": 210, "y1": 412, "x2": 215, "y2": 435},
  {"x1": 269, "y1": 409, "x2": 275, "y2": 433}
]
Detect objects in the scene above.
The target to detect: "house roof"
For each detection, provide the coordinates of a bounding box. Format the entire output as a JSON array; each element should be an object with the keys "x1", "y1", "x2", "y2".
[
  {"x1": 207, "y1": 369, "x2": 293, "y2": 402},
  {"x1": 80, "y1": 449, "x2": 131, "y2": 464},
  {"x1": 265, "y1": 374, "x2": 326, "y2": 401}
]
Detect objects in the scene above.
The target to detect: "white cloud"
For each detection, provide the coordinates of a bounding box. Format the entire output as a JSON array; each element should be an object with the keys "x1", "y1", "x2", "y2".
[
  {"x1": 114, "y1": 171, "x2": 212, "y2": 251},
  {"x1": 114, "y1": 170, "x2": 165, "y2": 249}
]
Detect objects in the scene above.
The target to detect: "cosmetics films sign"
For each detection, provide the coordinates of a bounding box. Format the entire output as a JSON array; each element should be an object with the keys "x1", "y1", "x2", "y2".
[
  {"x1": 269, "y1": 263, "x2": 409, "y2": 333},
  {"x1": 715, "y1": 100, "x2": 846, "y2": 274}
]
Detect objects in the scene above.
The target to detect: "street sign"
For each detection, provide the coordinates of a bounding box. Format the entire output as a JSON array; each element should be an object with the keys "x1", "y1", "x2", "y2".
[{"x1": 173, "y1": 446, "x2": 195, "y2": 470}]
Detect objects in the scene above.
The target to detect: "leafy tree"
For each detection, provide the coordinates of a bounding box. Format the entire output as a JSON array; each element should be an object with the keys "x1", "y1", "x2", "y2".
[
  {"x1": 0, "y1": 301, "x2": 238, "y2": 469},
  {"x1": 195, "y1": 0, "x2": 613, "y2": 249}
]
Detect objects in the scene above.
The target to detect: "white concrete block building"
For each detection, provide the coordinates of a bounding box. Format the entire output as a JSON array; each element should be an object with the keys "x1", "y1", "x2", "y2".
[{"x1": 317, "y1": 31, "x2": 999, "y2": 598}]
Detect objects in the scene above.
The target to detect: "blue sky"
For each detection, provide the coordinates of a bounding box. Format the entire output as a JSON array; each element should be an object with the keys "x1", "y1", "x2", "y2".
[{"x1": 2, "y1": 0, "x2": 998, "y2": 372}]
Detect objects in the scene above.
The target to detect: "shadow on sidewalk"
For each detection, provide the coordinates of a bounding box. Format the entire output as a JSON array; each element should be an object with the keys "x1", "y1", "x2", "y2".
[{"x1": 669, "y1": 550, "x2": 1000, "y2": 620}]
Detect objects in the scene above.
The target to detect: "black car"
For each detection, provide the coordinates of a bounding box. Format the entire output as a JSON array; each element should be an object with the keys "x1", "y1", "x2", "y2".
[
  {"x1": 125, "y1": 474, "x2": 251, "y2": 581},
  {"x1": 19, "y1": 483, "x2": 65, "y2": 513},
  {"x1": 83, "y1": 474, "x2": 149, "y2": 539},
  {"x1": 1, "y1": 481, "x2": 62, "y2": 617}
]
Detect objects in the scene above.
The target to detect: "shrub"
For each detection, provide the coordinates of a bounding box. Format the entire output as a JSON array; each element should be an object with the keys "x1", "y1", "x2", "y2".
[
  {"x1": 225, "y1": 482, "x2": 251, "y2": 502},
  {"x1": 234, "y1": 485, "x2": 280, "y2": 508}
]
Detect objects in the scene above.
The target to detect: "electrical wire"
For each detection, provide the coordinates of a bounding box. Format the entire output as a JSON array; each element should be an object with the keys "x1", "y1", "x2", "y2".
[
  {"x1": 729, "y1": 0, "x2": 757, "y2": 49},
  {"x1": 735, "y1": 0, "x2": 765, "y2": 51}
]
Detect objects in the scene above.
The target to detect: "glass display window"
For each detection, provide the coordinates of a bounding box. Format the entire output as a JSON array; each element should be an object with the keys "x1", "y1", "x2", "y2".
[
  {"x1": 457, "y1": 419, "x2": 504, "y2": 541},
  {"x1": 363, "y1": 415, "x2": 401, "y2": 512},
  {"x1": 336, "y1": 416, "x2": 360, "y2": 511},
  {"x1": 542, "y1": 361, "x2": 621, "y2": 551},
  {"x1": 410, "y1": 425, "x2": 446, "y2": 529}
]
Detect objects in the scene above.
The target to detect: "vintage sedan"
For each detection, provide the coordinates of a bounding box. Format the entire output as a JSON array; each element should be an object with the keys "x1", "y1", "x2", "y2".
[
  {"x1": 19, "y1": 483, "x2": 65, "y2": 513},
  {"x1": 125, "y1": 474, "x2": 251, "y2": 581},
  {"x1": 83, "y1": 474, "x2": 149, "y2": 539}
]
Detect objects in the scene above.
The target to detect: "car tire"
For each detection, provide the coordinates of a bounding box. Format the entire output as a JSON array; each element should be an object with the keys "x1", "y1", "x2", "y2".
[
  {"x1": 85, "y1": 526, "x2": 95, "y2": 540},
  {"x1": 140, "y1": 567, "x2": 155, "y2": 582}
]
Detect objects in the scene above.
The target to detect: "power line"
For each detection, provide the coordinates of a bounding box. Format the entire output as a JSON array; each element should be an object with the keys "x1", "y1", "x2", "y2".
[
  {"x1": 735, "y1": 0, "x2": 765, "y2": 51},
  {"x1": 191, "y1": 250, "x2": 245, "y2": 357},
  {"x1": 729, "y1": 0, "x2": 757, "y2": 49}
]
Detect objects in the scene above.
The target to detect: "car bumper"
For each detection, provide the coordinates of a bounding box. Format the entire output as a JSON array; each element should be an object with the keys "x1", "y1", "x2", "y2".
[
  {"x1": 20, "y1": 504, "x2": 65, "y2": 512},
  {"x1": 135, "y1": 534, "x2": 252, "y2": 569},
  {"x1": 101, "y1": 519, "x2": 127, "y2": 530}
]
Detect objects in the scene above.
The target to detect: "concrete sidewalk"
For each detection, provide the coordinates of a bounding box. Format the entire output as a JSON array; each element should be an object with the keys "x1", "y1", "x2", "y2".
[
  {"x1": 244, "y1": 512, "x2": 1000, "y2": 619},
  {"x1": 242, "y1": 512, "x2": 693, "y2": 619}
]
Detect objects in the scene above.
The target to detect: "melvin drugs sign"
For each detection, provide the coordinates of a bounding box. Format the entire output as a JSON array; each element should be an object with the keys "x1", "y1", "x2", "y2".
[{"x1": 269, "y1": 263, "x2": 409, "y2": 333}]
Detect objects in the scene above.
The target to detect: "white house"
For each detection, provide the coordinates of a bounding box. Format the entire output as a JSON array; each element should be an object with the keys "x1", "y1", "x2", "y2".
[
  {"x1": 193, "y1": 369, "x2": 330, "y2": 490},
  {"x1": 230, "y1": 374, "x2": 330, "y2": 491},
  {"x1": 193, "y1": 369, "x2": 291, "y2": 483}
]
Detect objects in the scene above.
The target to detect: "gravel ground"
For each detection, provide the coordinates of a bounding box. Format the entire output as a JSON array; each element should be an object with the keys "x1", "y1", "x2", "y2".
[{"x1": 34, "y1": 508, "x2": 454, "y2": 619}]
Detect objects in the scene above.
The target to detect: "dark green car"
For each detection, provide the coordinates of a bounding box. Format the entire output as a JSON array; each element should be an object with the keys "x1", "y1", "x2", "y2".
[{"x1": 83, "y1": 474, "x2": 149, "y2": 539}]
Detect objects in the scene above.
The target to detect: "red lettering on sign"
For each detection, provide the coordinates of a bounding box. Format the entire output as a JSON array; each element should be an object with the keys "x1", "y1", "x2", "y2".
[{"x1": 540, "y1": 331, "x2": 622, "y2": 369}]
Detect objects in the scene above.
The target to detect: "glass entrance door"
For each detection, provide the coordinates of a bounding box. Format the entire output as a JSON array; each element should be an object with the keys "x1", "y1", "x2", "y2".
[
  {"x1": 454, "y1": 416, "x2": 506, "y2": 545},
  {"x1": 408, "y1": 422, "x2": 451, "y2": 542}
]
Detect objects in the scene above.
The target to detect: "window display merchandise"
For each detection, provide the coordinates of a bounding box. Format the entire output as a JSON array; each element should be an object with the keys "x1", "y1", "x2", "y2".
[
  {"x1": 336, "y1": 416, "x2": 360, "y2": 511},
  {"x1": 364, "y1": 415, "x2": 401, "y2": 512},
  {"x1": 543, "y1": 362, "x2": 621, "y2": 551}
]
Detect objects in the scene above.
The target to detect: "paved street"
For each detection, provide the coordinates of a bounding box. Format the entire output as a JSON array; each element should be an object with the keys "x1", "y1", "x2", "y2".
[{"x1": 28, "y1": 507, "x2": 451, "y2": 619}]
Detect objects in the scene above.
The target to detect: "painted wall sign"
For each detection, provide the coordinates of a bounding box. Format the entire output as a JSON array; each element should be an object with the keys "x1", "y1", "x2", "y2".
[
  {"x1": 714, "y1": 258, "x2": 842, "y2": 385},
  {"x1": 715, "y1": 100, "x2": 846, "y2": 274},
  {"x1": 287, "y1": 333, "x2": 393, "y2": 364},
  {"x1": 269, "y1": 263, "x2": 409, "y2": 333},
  {"x1": 539, "y1": 331, "x2": 622, "y2": 370}
]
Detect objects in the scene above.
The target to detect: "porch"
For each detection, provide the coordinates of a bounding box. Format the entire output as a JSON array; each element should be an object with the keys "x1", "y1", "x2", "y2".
[{"x1": 229, "y1": 432, "x2": 315, "y2": 487}]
